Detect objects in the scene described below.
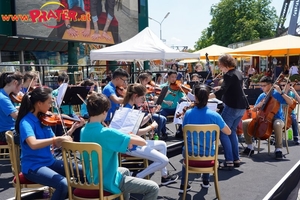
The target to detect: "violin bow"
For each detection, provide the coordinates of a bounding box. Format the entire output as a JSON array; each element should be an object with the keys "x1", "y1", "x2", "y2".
[
  {"x1": 203, "y1": 53, "x2": 211, "y2": 84},
  {"x1": 52, "y1": 97, "x2": 69, "y2": 136},
  {"x1": 143, "y1": 95, "x2": 156, "y2": 139},
  {"x1": 26, "y1": 77, "x2": 35, "y2": 94}
]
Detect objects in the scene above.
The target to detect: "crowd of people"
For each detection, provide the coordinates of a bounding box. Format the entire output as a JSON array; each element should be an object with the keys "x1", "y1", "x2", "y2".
[{"x1": 2, "y1": 53, "x2": 300, "y2": 199}]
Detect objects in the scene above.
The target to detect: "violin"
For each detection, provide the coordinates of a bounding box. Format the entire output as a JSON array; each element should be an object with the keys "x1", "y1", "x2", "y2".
[
  {"x1": 170, "y1": 80, "x2": 192, "y2": 94},
  {"x1": 10, "y1": 91, "x2": 24, "y2": 103},
  {"x1": 175, "y1": 103, "x2": 195, "y2": 119},
  {"x1": 146, "y1": 84, "x2": 161, "y2": 95},
  {"x1": 39, "y1": 111, "x2": 80, "y2": 128},
  {"x1": 116, "y1": 86, "x2": 126, "y2": 97}
]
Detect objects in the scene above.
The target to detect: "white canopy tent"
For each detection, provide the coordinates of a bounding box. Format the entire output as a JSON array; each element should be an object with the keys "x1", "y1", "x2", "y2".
[{"x1": 90, "y1": 27, "x2": 200, "y2": 62}]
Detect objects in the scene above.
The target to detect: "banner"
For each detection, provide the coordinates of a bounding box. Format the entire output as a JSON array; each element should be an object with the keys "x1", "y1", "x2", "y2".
[{"x1": 4, "y1": 0, "x2": 139, "y2": 45}]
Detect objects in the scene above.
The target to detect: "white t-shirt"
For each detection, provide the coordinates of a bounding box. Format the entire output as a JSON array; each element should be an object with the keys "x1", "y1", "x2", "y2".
[{"x1": 289, "y1": 66, "x2": 299, "y2": 75}]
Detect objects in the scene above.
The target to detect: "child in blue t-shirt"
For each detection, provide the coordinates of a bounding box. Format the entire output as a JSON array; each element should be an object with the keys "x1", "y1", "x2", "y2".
[
  {"x1": 179, "y1": 84, "x2": 231, "y2": 193},
  {"x1": 102, "y1": 68, "x2": 129, "y2": 123},
  {"x1": 0, "y1": 72, "x2": 23, "y2": 144},
  {"x1": 80, "y1": 93, "x2": 159, "y2": 200},
  {"x1": 16, "y1": 87, "x2": 85, "y2": 200}
]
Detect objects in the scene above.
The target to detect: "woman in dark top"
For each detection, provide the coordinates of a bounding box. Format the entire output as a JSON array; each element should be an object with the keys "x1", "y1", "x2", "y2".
[{"x1": 209, "y1": 54, "x2": 248, "y2": 169}]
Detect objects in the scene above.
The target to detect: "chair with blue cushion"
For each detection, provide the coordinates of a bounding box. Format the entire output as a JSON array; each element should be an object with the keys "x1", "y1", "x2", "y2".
[{"x1": 182, "y1": 124, "x2": 221, "y2": 200}]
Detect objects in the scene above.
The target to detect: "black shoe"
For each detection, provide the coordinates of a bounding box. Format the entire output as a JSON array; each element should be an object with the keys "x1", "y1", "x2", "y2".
[
  {"x1": 161, "y1": 174, "x2": 178, "y2": 186},
  {"x1": 242, "y1": 147, "x2": 254, "y2": 156},
  {"x1": 179, "y1": 184, "x2": 191, "y2": 194},
  {"x1": 160, "y1": 134, "x2": 168, "y2": 141},
  {"x1": 201, "y1": 180, "x2": 211, "y2": 188},
  {"x1": 275, "y1": 151, "x2": 283, "y2": 160},
  {"x1": 130, "y1": 170, "x2": 140, "y2": 177},
  {"x1": 294, "y1": 138, "x2": 300, "y2": 145}
]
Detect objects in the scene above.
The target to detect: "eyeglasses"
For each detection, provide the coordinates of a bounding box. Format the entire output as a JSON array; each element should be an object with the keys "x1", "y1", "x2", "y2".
[
  {"x1": 260, "y1": 84, "x2": 268, "y2": 88},
  {"x1": 120, "y1": 77, "x2": 128, "y2": 83}
]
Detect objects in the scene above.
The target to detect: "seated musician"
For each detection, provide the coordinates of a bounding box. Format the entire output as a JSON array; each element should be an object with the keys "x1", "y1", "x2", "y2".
[
  {"x1": 242, "y1": 76, "x2": 294, "y2": 159},
  {"x1": 52, "y1": 72, "x2": 84, "y2": 141},
  {"x1": 179, "y1": 83, "x2": 231, "y2": 193},
  {"x1": 122, "y1": 83, "x2": 179, "y2": 185},
  {"x1": 191, "y1": 73, "x2": 201, "y2": 82},
  {"x1": 21, "y1": 71, "x2": 38, "y2": 93},
  {"x1": 79, "y1": 79, "x2": 96, "y2": 119},
  {"x1": 0, "y1": 72, "x2": 23, "y2": 144},
  {"x1": 160, "y1": 70, "x2": 185, "y2": 117},
  {"x1": 285, "y1": 83, "x2": 300, "y2": 145},
  {"x1": 80, "y1": 92, "x2": 159, "y2": 199},
  {"x1": 102, "y1": 68, "x2": 129, "y2": 124},
  {"x1": 138, "y1": 73, "x2": 168, "y2": 140},
  {"x1": 17, "y1": 87, "x2": 84, "y2": 200}
]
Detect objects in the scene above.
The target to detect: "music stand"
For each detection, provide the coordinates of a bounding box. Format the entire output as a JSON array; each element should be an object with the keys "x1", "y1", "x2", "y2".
[
  {"x1": 156, "y1": 86, "x2": 169, "y2": 105},
  {"x1": 61, "y1": 86, "x2": 90, "y2": 106}
]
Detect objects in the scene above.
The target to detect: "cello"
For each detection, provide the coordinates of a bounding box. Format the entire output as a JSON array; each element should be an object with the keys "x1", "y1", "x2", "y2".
[{"x1": 247, "y1": 75, "x2": 284, "y2": 140}]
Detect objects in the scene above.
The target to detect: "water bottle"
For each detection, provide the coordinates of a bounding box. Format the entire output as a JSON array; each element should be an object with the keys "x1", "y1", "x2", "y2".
[
  {"x1": 154, "y1": 133, "x2": 159, "y2": 140},
  {"x1": 43, "y1": 187, "x2": 50, "y2": 199},
  {"x1": 287, "y1": 128, "x2": 293, "y2": 141}
]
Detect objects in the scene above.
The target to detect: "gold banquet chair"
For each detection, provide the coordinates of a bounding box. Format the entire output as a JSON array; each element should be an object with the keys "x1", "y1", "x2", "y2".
[
  {"x1": 61, "y1": 141, "x2": 124, "y2": 200},
  {"x1": 0, "y1": 141, "x2": 9, "y2": 160},
  {"x1": 257, "y1": 105, "x2": 290, "y2": 155},
  {"x1": 5, "y1": 131, "x2": 47, "y2": 200},
  {"x1": 182, "y1": 124, "x2": 221, "y2": 200}
]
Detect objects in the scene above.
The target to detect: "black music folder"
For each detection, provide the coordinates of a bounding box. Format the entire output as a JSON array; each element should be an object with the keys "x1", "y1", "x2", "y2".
[{"x1": 61, "y1": 86, "x2": 90, "y2": 106}]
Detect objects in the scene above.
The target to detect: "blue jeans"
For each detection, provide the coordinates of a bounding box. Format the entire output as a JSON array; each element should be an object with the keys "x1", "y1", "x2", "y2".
[
  {"x1": 180, "y1": 150, "x2": 209, "y2": 185},
  {"x1": 160, "y1": 108, "x2": 176, "y2": 118},
  {"x1": 291, "y1": 113, "x2": 299, "y2": 138},
  {"x1": 152, "y1": 113, "x2": 167, "y2": 135},
  {"x1": 24, "y1": 160, "x2": 83, "y2": 200},
  {"x1": 220, "y1": 105, "x2": 245, "y2": 162}
]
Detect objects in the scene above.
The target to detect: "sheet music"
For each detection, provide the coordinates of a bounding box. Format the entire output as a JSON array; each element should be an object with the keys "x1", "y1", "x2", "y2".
[
  {"x1": 109, "y1": 107, "x2": 145, "y2": 135},
  {"x1": 174, "y1": 101, "x2": 219, "y2": 124},
  {"x1": 56, "y1": 83, "x2": 68, "y2": 107},
  {"x1": 187, "y1": 92, "x2": 195, "y2": 101}
]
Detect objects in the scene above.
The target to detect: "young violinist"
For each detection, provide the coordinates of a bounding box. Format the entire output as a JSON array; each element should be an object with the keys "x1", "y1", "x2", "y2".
[
  {"x1": 21, "y1": 71, "x2": 38, "y2": 93},
  {"x1": 80, "y1": 92, "x2": 159, "y2": 200},
  {"x1": 79, "y1": 79, "x2": 95, "y2": 119},
  {"x1": 52, "y1": 72, "x2": 84, "y2": 141},
  {"x1": 209, "y1": 54, "x2": 248, "y2": 169},
  {"x1": 16, "y1": 87, "x2": 84, "y2": 200},
  {"x1": 160, "y1": 70, "x2": 185, "y2": 117},
  {"x1": 179, "y1": 83, "x2": 231, "y2": 193},
  {"x1": 0, "y1": 72, "x2": 23, "y2": 144},
  {"x1": 122, "y1": 83, "x2": 179, "y2": 185},
  {"x1": 242, "y1": 76, "x2": 294, "y2": 159},
  {"x1": 102, "y1": 68, "x2": 129, "y2": 124},
  {"x1": 138, "y1": 73, "x2": 168, "y2": 140}
]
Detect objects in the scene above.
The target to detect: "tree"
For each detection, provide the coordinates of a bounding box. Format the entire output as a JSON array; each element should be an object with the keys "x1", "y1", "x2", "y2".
[{"x1": 194, "y1": 0, "x2": 278, "y2": 48}]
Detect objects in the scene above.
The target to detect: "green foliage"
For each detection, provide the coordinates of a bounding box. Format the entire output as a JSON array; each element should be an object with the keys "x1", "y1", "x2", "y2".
[
  {"x1": 194, "y1": 0, "x2": 278, "y2": 48},
  {"x1": 290, "y1": 74, "x2": 300, "y2": 82},
  {"x1": 250, "y1": 73, "x2": 264, "y2": 83}
]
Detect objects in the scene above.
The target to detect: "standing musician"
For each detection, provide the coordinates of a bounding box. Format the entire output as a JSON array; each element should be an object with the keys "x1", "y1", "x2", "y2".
[
  {"x1": 242, "y1": 76, "x2": 294, "y2": 159},
  {"x1": 16, "y1": 87, "x2": 84, "y2": 200},
  {"x1": 0, "y1": 72, "x2": 23, "y2": 144},
  {"x1": 209, "y1": 54, "x2": 247, "y2": 169},
  {"x1": 138, "y1": 73, "x2": 168, "y2": 140},
  {"x1": 102, "y1": 68, "x2": 129, "y2": 124}
]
